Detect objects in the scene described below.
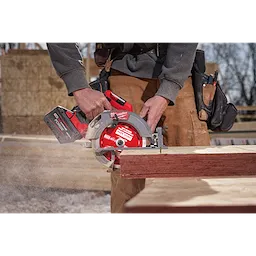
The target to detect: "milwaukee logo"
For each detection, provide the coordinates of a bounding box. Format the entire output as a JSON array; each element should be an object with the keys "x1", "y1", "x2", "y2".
[
  {"x1": 115, "y1": 127, "x2": 133, "y2": 141},
  {"x1": 110, "y1": 112, "x2": 129, "y2": 120}
]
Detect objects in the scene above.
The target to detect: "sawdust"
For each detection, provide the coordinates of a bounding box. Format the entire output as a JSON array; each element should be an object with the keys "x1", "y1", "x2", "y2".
[{"x1": 0, "y1": 185, "x2": 110, "y2": 213}]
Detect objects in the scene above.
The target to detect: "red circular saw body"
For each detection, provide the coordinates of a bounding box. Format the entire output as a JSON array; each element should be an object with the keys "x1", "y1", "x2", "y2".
[{"x1": 99, "y1": 122, "x2": 144, "y2": 164}]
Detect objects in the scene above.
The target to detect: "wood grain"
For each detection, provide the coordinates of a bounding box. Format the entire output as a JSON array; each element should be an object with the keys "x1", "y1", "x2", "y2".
[
  {"x1": 0, "y1": 135, "x2": 110, "y2": 191},
  {"x1": 120, "y1": 145, "x2": 256, "y2": 178},
  {"x1": 125, "y1": 177, "x2": 256, "y2": 213}
]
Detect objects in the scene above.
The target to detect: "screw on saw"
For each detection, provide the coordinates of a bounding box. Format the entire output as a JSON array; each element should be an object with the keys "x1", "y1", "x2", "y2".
[
  {"x1": 116, "y1": 138, "x2": 125, "y2": 147},
  {"x1": 110, "y1": 114, "x2": 119, "y2": 128}
]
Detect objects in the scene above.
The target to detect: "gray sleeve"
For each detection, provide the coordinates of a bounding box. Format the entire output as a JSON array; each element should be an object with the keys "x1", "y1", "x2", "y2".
[
  {"x1": 46, "y1": 43, "x2": 89, "y2": 96},
  {"x1": 156, "y1": 43, "x2": 197, "y2": 105}
]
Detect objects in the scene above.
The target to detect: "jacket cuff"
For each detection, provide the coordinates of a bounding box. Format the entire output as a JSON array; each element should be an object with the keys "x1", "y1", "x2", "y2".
[
  {"x1": 156, "y1": 79, "x2": 182, "y2": 105},
  {"x1": 61, "y1": 69, "x2": 89, "y2": 96}
]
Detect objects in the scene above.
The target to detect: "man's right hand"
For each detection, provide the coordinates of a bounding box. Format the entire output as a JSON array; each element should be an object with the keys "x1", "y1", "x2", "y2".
[{"x1": 73, "y1": 88, "x2": 112, "y2": 120}]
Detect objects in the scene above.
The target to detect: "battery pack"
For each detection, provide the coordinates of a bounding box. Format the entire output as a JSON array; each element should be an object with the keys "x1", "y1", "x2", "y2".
[{"x1": 44, "y1": 106, "x2": 84, "y2": 144}]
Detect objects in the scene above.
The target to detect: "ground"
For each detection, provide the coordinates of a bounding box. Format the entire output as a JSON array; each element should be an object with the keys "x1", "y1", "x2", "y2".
[{"x1": 0, "y1": 185, "x2": 110, "y2": 213}]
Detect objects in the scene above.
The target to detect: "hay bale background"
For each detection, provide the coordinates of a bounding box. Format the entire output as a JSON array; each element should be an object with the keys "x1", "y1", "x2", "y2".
[{"x1": 1, "y1": 50, "x2": 78, "y2": 135}]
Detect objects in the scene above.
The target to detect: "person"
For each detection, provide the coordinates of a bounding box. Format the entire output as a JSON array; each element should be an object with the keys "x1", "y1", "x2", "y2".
[{"x1": 47, "y1": 43, "x2": 210, "y2": 213}]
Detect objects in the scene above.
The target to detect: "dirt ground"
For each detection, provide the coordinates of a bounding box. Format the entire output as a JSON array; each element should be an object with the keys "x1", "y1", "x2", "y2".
[
  {"x1": 0, "y1": 184, "x2": 110, "y2": 213},
  {"x1": 0, "y1": 137, "x2": 111, "y2": 213}
]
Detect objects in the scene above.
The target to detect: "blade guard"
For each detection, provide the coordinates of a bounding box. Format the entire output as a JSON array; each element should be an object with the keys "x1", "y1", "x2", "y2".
[{"x1": 86, "y1": 110, "x2": 152, "y2": 142}]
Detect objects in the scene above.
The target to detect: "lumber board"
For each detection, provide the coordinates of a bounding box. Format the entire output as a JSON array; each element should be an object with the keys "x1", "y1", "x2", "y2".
[
  {"x1": 125, "y1": 177, "x2": 256, "y2": 213},
  {"x1": 236, "y1": 106, "x2": 256, "y2": 111},
  {"x1": 0, "y1": 135, "x2": 110, "y2": 191},
  {"x1": 211, "y1": 122, "x2": 256, "y2": 140},
  {"x1": 120, "y1": 145, "x2": 256, "y2": 179}
]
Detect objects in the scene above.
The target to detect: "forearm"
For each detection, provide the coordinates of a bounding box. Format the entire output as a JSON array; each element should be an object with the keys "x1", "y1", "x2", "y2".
[
  {"x1": 156, "y1": 43, "x2": 198, "y2": 104},
  {"x1": 47, "y1": 43, "x2": 89, "y2": 95}
]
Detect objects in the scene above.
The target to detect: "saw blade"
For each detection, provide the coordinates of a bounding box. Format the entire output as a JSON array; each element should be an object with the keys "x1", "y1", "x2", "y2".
[
  {"x1": 91, "y1": 138, "x2": 116, "y2": 168},
  {"x1": 87, "y1": 110, "x2": 151, "y2": 168},
  {"x1": 91, "y1": 128, "x2": 147, "y2": 168}
]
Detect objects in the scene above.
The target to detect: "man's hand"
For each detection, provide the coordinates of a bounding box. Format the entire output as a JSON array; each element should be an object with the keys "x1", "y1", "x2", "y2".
[
  {"x1": 73, "y1": 88, "x2": 112, "y2": 120},
  {"x1": 139, "y1": 96, "x2": 170, "y2": 132}
]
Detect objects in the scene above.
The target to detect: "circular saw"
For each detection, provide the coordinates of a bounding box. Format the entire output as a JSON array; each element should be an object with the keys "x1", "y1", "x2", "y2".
[
  {"x1": 44, "y1": 89, "x2": 167, "y2": 169},
  {"x1": 86, "y1": 110, "x2": 166, "y2": 169}
]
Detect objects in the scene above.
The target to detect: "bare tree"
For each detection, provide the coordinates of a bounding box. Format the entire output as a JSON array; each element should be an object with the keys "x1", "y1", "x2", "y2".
[
  {"x1": 201, "y1": 43, "x2": 256, "y2": 106},
  {"x1": 78, "y1": 43, "x2": 95, "y2": 58}
]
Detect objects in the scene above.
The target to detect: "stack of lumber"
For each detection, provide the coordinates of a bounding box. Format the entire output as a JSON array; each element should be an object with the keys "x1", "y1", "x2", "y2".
[
  {"x1": 120, "y1": 145, "x2": 256, "y2": 213},
  {"x1": 1, "y1": 50, "x2": 76, "y2": 135},
  {"x1": 210, "y1": 121, "x2": 256, "y2": 146}
]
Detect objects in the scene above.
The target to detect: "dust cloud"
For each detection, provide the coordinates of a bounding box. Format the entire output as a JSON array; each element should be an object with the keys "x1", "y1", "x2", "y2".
[
  {"x1": 0, "y1": 139, "x2": 111, "y2": 213},
  {"x1": 0, "y1": 185, "x2": 110, "y2": 213}
]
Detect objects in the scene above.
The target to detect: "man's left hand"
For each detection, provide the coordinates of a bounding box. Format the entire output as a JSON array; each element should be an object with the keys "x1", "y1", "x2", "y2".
[{"x1": 139, "y1": 96, "x2": 170, "y2": 132}]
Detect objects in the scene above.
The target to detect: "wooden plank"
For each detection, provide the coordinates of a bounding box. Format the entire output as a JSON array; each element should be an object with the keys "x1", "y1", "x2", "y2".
[
  {"x1": 0, "y1": 136, "x2": 111, "y2": 191},
  {"x1": 120, "y1": 145, "x2": 256, "y2": 179},
  {"x1": 211, "y1": 138, "x2": 256, "y2": 146},
  {"x1": 125, "y1": 177, "x2": 256, "y2": 213},
  {"x1": 236, "y1": 106, "x2": 256, "y2": 111},
  {"x1": 209, "y1": 121, "x2": 256, "y2": 140},
  {"x1": 226, "y1": 121, "x2": 256, "y2": 131},
  {"x1": 0, "y1": 134, "x2": 62, "y2": 142}
]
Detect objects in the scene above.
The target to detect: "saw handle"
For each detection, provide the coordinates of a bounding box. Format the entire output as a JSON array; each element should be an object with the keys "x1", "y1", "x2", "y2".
[
  {"x1": 72, "y1": 90, "x2": 133, "y2": 117},
  {"x1": 104, "y1": 90, "x2": 133, "y2": 111},
  {"x1": 71, "y1": 106, "x2": 89, "y2": 123}
]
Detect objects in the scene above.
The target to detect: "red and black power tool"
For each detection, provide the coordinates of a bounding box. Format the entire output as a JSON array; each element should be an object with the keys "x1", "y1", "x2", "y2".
[{"x1": 44, "y1": 90, "x2": 133, "y2": 144}]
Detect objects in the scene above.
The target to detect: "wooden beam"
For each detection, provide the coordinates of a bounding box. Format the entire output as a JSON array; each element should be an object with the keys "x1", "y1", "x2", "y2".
[
  {"x1": 125, "y1": 177, "x2": 256, "y2": 213},
  {"x1": 225, "y1": 121, "x2": 256, "y2": 131},
  {"x1": 120, "y1": 145, "x2": 256, "y2": 179},
  {"x1": 236, "y1": 106, "x2": 256, "y2": 111}
]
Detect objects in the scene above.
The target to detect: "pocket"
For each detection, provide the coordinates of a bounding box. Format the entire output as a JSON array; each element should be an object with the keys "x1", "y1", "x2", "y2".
[
  {"x1": 208, "y1": 84, "x2": 227, "y2": 130},
  {"x1": 208, "y1": 84, "x2": 237, "y2": 132},
  {"x1": 94, "y1": 48, "x2": 110, "y2": 67},
  {"x1": 219, "y1": 103, "x2": 237, "y2": 132}
]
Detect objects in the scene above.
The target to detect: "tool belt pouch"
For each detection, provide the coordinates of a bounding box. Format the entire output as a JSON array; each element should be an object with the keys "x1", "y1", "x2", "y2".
[
  {"x1": 209, "y1": 84, "x2": 237, "y2": 131},
  {"x1": 89, "y1": 68, "x2": 110, "y2": 92},
  {"x1": 94, "y1": 44, "x2": 114, "y2": 67},
  {"x1": 94, "y1": 47, "x2": 110, "y2": 67},
  {"x1": 191, "y1": 50, "x2": 237, "y2": 132},
  {"x1": 94, "y1": 43, "x2": 134, "y2": 67}
]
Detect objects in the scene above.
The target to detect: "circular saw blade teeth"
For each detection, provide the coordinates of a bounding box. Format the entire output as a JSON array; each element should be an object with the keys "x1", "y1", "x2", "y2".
[
  {"x1": 91, "y1": 137, "x2": 148, "y2": 168},
  {"x1": 88, "y1": 110, "x2": 153, "y2": 167},
  {"x1": 95, "y1": 153, "x2": 115, "y2": 168},
  {"x1": 91, "y1": 139, "x2": 115, "y2": 168}
]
